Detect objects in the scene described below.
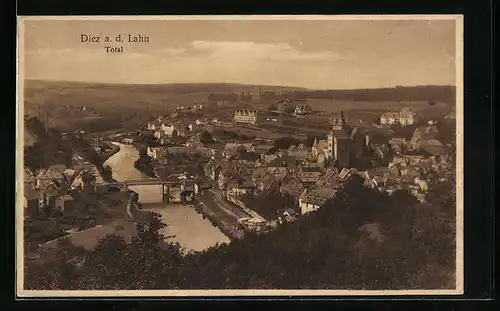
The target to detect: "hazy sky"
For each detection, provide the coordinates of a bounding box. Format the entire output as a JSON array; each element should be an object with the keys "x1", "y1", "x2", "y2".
[{"x1": 21, "y1": 17, "x2": 458, "y2": 89}]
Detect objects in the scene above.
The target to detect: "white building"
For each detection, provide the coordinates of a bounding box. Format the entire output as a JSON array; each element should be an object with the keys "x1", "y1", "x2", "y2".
[
  {"x1": 234, "y1": 109, "x2": 258, "y2": 124},
  {"x1": 294, "y1": 103, "x2": 313, "y2": 116},
  {"x1": 380, "y1": 108, "x2": 417, "y2": 126},
  {"x1": 160, "y1": 123, "x2": 176, "y2": 137},
  {"x1": 147, "y1": 146, "x2": 167, "y2": 160},
  {"x1": 154, "y1": 123, "x2": 176, "y2": 140},
  {"x1": 147, "y1": 122, "x2": 157, "y2": 131},
  {"x1": 298, "y1": 187, "x2": 336, "y2": 215}
]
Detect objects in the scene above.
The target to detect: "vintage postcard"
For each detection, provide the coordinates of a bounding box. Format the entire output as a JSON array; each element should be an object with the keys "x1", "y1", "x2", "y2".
[{"x1": 16, "y1": 15, "x2": 463, "y2": 297}]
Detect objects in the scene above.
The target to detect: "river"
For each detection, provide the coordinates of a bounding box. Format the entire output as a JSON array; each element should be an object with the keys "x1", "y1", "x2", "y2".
[{"x1": 103, "y1": 142, "x2": 230, "y2": 253}]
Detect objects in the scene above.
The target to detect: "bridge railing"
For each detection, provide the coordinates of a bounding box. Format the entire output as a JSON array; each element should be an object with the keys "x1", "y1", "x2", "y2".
[{"x1": 123, "y1": 179, "x2": 198, "y2": 186}]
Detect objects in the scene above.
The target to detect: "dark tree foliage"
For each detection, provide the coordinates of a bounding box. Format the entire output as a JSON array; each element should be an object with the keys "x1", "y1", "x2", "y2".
[
  {"x1": 282, "y1": 86, "x2": 455, "y2": 105},
  {"x1": 236, "y1": 149, "x2": 260, "y2": 162},
  {"x1": 198, "y1": 131, "x2": 214, "y2": 144},
  {"x1": 24, "y1": 121, "x2": 73, "y2": 171},
  {"x1": 25, "y1": 177, "x2": 455, "y2": 290},
  {"x1": 134, "y1": 157, "x2": 155, "y2": 177},
  {"x1": 212, "y1": 129, "x2": 253, "y2": 141},
  {"x1": 273, "y1": 137, "x2": 302, "y2": 150},
  {"x1": 241, "y1": 191, "x2": 297, "y2": 220},
  {"x1": 101, "y1": 165, "x2": 113, "y2": 181}
]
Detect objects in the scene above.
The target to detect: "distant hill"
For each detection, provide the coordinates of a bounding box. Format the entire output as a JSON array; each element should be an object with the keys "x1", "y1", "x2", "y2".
[
  {"x1": 25, "y1": 80, "x2": 455, "y2": 103},
  {"x1": 24, "y1": 80, "x2": 307, "y2": 95},
  {"x1": 23, "y1": 80, "x2": 456, "y2": 132},
  {"x1": 23, "y1": 80, "x2": 309, "y2": 131},
  {"x1": 283, "y1": 85, "x2": 456, "y2": 105}
]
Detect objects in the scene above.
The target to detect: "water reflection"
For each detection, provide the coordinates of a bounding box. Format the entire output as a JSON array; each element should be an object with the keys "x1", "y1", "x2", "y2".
[{"x1": 104, "y1": 143, "x2": 230, "y2": 252}]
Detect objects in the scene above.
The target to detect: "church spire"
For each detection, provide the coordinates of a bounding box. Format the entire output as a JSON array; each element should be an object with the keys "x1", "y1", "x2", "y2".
[{"x1": 332, "y1": 111, "x2": 348, "y2": 131}]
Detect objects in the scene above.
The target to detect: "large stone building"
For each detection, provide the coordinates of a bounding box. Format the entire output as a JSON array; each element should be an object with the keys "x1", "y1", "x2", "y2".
[
  {"x1": 234, "y1": 109, "x2": 259, "y2": 124},
  {"x1": 326, "y1": 112, "x2": 352, "y2": 168},
  {"x1": 379, "y1": 108, "x2": 417, "y2": 126},
  {"x1": 326, "y1": 112, "x2": 367, "y2": 169},
  {"x1": 294, "y1": 103, "x2": 313, "y2": 116}
]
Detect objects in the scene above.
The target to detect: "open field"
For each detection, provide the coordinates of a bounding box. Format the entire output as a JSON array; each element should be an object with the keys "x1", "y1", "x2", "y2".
[
  {"x1": 278, "y1": 98, "x2": 452, "y2": 115},
  {"x1": 23, "y1": 80, "x2": 455, "y2": 133}
]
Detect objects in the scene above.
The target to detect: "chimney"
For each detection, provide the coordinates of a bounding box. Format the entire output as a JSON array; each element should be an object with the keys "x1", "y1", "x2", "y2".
[{"x1": 340, "y1": 111, "x2": 345, "y2": 122}]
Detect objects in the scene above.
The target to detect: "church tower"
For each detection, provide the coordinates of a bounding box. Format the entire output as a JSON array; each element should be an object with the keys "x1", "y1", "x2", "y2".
[
  {"x1": 331, "y1": 111, "x2": 349, "y2": 131},
  {"x1": 327, "y1": 111, "x2": 350, "y2": 163}
]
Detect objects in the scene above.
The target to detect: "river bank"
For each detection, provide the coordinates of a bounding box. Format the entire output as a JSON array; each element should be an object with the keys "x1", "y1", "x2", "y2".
[
  {"x1": 100, "y1": 141, "x2": 120, "y2": 163},
  {"x1": 103, "y1": 143, "x2": 230, "y2": 252},
  {"x1": 98, "y1": 142, "x2": 120, "y2": 182},
  {"x1": 193, "y1": 202, "x2": 245, "y2": 241}
]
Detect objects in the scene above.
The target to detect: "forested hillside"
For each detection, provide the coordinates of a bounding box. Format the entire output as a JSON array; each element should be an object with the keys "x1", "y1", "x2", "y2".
[{"x1": 25, "y1": 175, "x2": 456, "y2": 290}]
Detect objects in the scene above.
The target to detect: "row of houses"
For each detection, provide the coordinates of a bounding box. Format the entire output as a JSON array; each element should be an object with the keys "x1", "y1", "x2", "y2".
[
  {"x1": 382, "y1": 123, "x2": 449, "y2": 158},
  {"x1": 205, "y1": 130, "x2": 452, "y2": 216},
  {"x1": 298, "y1": 168, "x2": 358, "y2": 214},
  {"x1": 361, "y1": 127, "x2": 453, "y2": 202},
  {"x1": 147, "y1": 116, "x2": 205, "y2": 143},
  {"x1": 23, "y1": 167, "x2": 99, "y2": 217},
  {"x1": 23, "y1": 153, "x2": 106, "y2": 217},
  {"x1": 219, "y1": 111, "x2": 371, "y2": 170}
]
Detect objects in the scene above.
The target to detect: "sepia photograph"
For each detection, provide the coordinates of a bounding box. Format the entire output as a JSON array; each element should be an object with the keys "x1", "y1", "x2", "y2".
[{"x1": 16, "y1": 15, "x2": 463, "y2": 297}]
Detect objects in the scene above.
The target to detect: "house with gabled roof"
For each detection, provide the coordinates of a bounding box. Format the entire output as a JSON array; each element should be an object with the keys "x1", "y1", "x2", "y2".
[
  {"x1": 24, "y1": 168, "x2": 35, "y2": 192},
  {"x1": 267, "y1": 155, "x2": 297, "y2": 171},
  {"x1": 147, "y1": 146, "x2": 168, "y2": 161},
  {"x1": 204, "y1": 158, "x2": 222, "y2": 180},
  {"x1": 24, "y1": 187, "x2": 43, "y2": 216},
  {"x1": 280, "y1": 174, "x2": 304, "y2": 199},
  {"x1": 254, "y1": 144, "x2": 274, "y2": 155},
  {"x1": 299, "y1": 186, "x2": 337, "y2": 215},
  {"x1": 409, "y1": 125, "x2": 440, "y2": 150},
  {"x1": 298, "y1": 169, "x2": 323, "y2": 186},
  {"x1": 294, "y1": 103, "x2": 313, "y2": 116},
  {"x1": 35, "y1": 164, "x2": 66, "y2": 189},
  {"x1": 217, "y1": 160, "x2": 246, "y2": 191},
  {"x1": 225, "y1": 174, "x2": 256, "y2": 200},
  {"x1": 288, "y1": 143, "x2": 309, "y2": 160},
  {"x1": 311, "y1": 138, "x2": 328, "y2": 160}
]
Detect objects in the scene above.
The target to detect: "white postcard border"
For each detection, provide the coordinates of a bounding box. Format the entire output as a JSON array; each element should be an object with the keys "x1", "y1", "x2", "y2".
[{"x1": 16, "y1": 14, "x2": 464, "y2": 297}]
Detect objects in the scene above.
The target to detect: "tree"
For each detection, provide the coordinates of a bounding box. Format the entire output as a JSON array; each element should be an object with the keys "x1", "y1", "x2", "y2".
[
  {"x1": 101, "y1": 165, "x2": 113, "y2": 181},
  {"x1": 25, "y1": 177, "x2": 456, "y2": 290},
  {"x1": 274, "y1": 137, "x2": 301, "y2": 149},
  {"x1": 198, "y1": 131, "x2": 214, "y2": 144}
]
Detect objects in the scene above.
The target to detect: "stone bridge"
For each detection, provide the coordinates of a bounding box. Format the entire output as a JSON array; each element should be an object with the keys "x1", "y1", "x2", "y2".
[{"x1": 105, "y1": 179, "x2": 201, "y2": 205}]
